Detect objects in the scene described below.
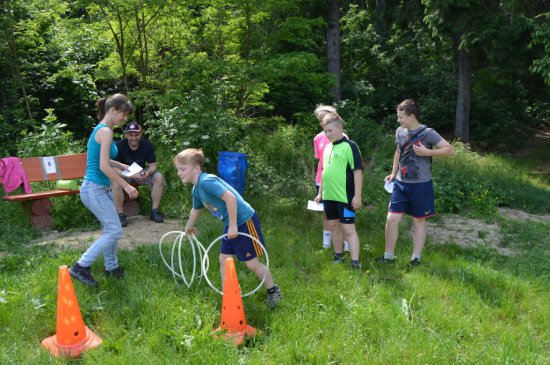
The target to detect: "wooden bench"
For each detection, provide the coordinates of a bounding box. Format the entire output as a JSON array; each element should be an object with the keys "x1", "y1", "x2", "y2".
[{"x1": 1, "y1": 153, "x2": 87, "y2": 230}]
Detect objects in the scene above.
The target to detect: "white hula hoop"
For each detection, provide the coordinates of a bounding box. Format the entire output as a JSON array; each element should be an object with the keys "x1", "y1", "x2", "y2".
[
  {"x1": 202, "y1": 232, "x2": 269, "y2": 297},
  {"x1": 159, "y1": 231, "x2": 209, "y2": 288}
]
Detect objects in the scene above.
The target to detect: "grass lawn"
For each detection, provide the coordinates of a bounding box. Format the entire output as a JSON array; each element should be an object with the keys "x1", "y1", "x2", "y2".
[{"x1": 0, "y1": 198, "x2": 548, "y2": 364}]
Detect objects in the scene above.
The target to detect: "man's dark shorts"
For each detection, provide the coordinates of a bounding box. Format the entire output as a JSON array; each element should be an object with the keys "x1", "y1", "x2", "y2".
[
  {"x1": 323, "y1": 200, "x2": 356, "y2": 224},
  {"x1": 389, "y1": 180, "x2": 435, "y2": 218}
]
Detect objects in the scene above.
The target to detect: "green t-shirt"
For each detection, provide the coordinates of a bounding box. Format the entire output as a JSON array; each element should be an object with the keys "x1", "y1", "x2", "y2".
[{"x1": 321, "y1": 137, "x2": 363, "y2": 204}]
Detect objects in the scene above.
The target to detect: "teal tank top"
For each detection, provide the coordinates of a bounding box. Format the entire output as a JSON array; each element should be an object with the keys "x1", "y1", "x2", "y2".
[{"x1": 84, "y1": 123, "x2": 118, "y2": 187}]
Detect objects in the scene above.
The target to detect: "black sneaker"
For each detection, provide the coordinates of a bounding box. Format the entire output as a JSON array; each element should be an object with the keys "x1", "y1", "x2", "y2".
[
  {"x1": 104, "y1": 266, "x2": 125, "y2": 279},
  {"x1": 409, "y1": 258, "x2": 421, "y2": 267},
  {"x1": 118, "y1": 213, "x2": 128, "y2": 227},
  {"x1": 150, "y1": 209, "x2": 164, "y2": 223},
  {"x1": 267, "y1": 285, "x2": 282, "y2": 308},
  {"x1": 351, "y1": 261, "x2": 362, "y2": 270},
  {"x1": 375, "y1": 256, "x2": 396, "y2": 264},
  {"x1": 69, "y1": 263, "x2": 99, "y2": 288},
  {"x1": 332, "y1": 254, "x2": 345, "y2": 264}
]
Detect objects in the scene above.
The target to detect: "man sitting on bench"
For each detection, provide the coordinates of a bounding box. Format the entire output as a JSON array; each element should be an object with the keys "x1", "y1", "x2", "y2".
[{"x1": 113, "y1": 122, "x2": 165, "y2": 226}]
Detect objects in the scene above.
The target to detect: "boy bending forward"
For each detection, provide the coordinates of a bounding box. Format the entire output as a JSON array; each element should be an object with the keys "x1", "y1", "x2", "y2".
[{"x1": 175, "y1": 148, "x2": 282, "y2": 308}]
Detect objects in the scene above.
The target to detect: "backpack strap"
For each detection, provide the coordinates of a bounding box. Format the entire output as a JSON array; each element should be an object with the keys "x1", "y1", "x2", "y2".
[{"x1": 399, "y1": 127, "x2": 427, "y2": 160}]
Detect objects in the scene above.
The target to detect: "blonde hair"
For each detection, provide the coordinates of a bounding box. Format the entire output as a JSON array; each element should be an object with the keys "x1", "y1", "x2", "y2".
[
  {"x1": 314, "y1": 104, "x2": 337, "y2": 120},
  {"x1": 174, "y1": 148, "x2": 205, "y2": 170},
  {"x1": 321, "y1": 112, "x2": 344, "y2": 128}
]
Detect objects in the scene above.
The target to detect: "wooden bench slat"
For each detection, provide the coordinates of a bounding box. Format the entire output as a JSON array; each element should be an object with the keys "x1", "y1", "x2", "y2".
[{"x1": 2, "y1": 189, "x2": 80, "y2": 202}]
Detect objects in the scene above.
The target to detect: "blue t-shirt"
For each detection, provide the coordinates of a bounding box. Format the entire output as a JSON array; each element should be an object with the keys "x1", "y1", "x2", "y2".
[
  {"x1": 84, "y1": 123, "x2": 118, "y2": 187},
  {"x1": 192, "y1": 173, "x2": 254, "y2": 226}
]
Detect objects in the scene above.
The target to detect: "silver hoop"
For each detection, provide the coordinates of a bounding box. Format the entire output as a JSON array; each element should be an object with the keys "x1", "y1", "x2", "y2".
[{"x1": 201, "y1": 232, "x2": 269, "y2": 297}]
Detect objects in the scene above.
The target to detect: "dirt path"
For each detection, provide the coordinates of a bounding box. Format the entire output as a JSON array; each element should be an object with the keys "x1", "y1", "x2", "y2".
[
  {"x1": 33, "y1": 216, "x2": 185, "y2": 251},
  {"x1": 426, "y1": 208, "x2": 550, "y2": 256},
  {"x1": 30, "y1": 208, "x2": 550, "y2": 257}
]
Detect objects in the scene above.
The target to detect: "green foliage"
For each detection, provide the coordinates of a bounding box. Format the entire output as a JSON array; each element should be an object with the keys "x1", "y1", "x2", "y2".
[
  {"x1": 0, "y1": 201, "x2": 38, "y2": 252},
  {"x1": 254, "y1": 52, "x2": 332, "y2": 119},
  {"x1": 530, "y1": 12, "x2": 550, "y2": 85},
  {"x1": 146, "y1": 95, "x2": 243, "y2": 167},
  {"x1": 50, "y1": 195, "x2": 96, "y2": 231},
  {"x1": 337, "y1": 100, "x2": 395, "y2": 161},
  {"x1": 16, "y1": 109, "x2": 84, "y2": 157},
  {"x1": 434, "y1": 142, "x2": 550, "y2": 215},
  {"x1": 239, "y1": 120, "x2": 313, "y2": 200}
]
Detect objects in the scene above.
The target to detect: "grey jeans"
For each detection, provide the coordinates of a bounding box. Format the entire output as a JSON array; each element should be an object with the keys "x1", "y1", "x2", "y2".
[{"x1": 78, "y1": 180, "x2": 122, "y2": 270}]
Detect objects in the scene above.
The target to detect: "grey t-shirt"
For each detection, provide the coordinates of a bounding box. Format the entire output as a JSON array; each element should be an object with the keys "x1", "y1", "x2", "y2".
[{"x1": 395, "y1": 125, "x2": 442, "y2": 183}]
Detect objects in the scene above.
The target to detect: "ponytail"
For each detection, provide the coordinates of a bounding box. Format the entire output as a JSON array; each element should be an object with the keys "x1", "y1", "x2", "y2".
[
  {"x1": 96, "y1": 98, "x2": 107, "y2": 121},
  {"x1": 95, "y1": 94, "x2": 133, "y2": 121}
]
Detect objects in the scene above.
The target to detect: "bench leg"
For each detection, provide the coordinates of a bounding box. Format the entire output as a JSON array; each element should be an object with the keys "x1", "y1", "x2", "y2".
[
  {"x1": 26, "y1": 199, "x2": 53, "y2": 230},
  {"x1": 123, "y1": 190, "x2": 140, "y2": 217}
]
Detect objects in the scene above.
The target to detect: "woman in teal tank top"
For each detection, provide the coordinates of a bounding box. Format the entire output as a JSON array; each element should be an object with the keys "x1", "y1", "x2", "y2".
[{"x1": 69, "y1": 94, "x2": 139, "y2": 288}]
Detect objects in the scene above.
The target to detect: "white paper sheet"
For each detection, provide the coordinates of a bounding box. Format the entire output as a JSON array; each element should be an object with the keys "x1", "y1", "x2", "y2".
[
  {"x1": 384, "y1": 180, "x2": 394, "y2": 193},
  {"x1": 43, "y1": 157, "x2": 56, "y2": 174},
  {"x1": 307, "y1": 200, "x2": 324, "y2": 212},
  {"x1": 122, "y1": 162, "x2": 143, "y2": 177}
]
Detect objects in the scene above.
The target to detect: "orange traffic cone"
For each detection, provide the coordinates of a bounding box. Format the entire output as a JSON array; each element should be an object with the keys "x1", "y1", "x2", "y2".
[
  {"x1": 41, "y1": 265, "x2": 102, "y2": 357},
  {"x1": 212, "y1": 258, "x2": 261, "y2": 346}
]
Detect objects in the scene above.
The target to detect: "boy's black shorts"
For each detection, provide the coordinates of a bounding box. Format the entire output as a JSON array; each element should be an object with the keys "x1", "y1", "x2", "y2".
[{"x1": 323, "y1": 200, "x2": 356, "y2": 224}]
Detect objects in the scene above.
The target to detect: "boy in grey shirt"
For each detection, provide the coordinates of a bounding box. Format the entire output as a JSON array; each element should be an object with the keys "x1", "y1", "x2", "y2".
[{"x1": 377, "y1": 99, "x2": 453, "y2": 266}]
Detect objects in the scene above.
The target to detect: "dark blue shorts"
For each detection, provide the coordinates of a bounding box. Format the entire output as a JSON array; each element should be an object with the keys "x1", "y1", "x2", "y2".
[
  {"x1": 389, "y1": 180, "x2": 436, "y2": 218},
  {"x1": 323, "y1": 200, "x2": 356, "y2": 224},
  {"x1": 221, "y1": 213, "x2": 265, "y2": 262}
]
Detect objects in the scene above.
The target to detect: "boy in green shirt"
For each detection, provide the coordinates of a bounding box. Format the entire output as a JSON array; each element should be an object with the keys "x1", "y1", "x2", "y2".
[{"x1": 314, "y1": 113, "x2": 363, "y2": 268}]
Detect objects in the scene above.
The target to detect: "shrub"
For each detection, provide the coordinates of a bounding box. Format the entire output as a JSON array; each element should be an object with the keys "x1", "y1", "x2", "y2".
[
  {"x1": 146, "y1": 95, "x2": 243, "y2": 167},
  {"x1": 16, "y1": 109, "x2": 84, "y2": 157},
  {"x1": 239, "y1": 120, "x2": 313, "y2": 200}
]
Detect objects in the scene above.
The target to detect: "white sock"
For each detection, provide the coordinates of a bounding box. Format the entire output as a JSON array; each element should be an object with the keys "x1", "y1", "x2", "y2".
[
  {"x1": 411, "y1": 254, "x2": 421, "y2": 260},
  {"x1": 384, "y1": 252, "x2": 395, "y2": 260},
  {"x1": 323, "y1": 230, "x2": 331, "y2": 245}
]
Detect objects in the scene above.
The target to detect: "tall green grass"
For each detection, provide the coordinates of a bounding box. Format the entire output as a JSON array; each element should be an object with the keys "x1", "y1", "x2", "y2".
[
  {"x1": 1, "y1": 134, "x2": 549, "y2": 363},
  {"x1": 1, "y1": 199, "x2": 548, "y2": 364},
  {"x1": 433, "y1": 142, "x2": 550, "y2": 215}
]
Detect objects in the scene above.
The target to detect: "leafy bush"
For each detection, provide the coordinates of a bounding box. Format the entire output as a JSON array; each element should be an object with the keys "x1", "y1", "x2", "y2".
[
  {"x1": 239, "y1": 120, "x2": 313, "y2": 200},
  {"x1": 434, "y1": 142, "x2": 550, "y2": 215},
  {"x1": 16, "y1": 109, "x2": 84, "y2": 157},
  {"x1": 146, "y1": 95, "x2": 244, "y2": 167}
]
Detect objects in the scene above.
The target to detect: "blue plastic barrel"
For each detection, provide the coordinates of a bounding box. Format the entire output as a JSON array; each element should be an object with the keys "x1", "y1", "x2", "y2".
[{"x1": 218, "y1": 151, "x2": 248, "y2": 196}]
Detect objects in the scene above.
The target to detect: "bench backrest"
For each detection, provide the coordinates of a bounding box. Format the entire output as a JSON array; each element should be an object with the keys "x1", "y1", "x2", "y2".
[{"x1": 0, "y1": 153, "x2": 87, "y2": 184}]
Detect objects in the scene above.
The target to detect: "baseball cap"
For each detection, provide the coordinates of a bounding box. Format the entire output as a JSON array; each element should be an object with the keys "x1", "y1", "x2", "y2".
[{"x1": 125, "y1": 122, "x2": 141, "y2": 133}]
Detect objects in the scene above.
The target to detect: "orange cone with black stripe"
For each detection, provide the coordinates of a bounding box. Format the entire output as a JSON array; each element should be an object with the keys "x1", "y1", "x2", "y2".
[
  {"x1": 212, "y1": 257, "x2": 260, "y2": 346},
  {"x1": 41, "y1": 265, "x2": 102, "y2": 357}
]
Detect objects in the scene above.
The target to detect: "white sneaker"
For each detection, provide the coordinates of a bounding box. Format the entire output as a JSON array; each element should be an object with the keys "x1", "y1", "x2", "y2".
[
  {"x1": 344, "y1": 241, "x2": 350, "y2": 252},
  {"x1": 323, "y1": 241, "x2": 331, "y2": 249}
]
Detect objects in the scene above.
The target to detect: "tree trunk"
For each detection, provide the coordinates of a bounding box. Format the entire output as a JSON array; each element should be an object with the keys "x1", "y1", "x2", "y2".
[
  {"x1": 453, "y1": 34, "x2": 470, "y2": 142},
  {"x1": 327, "y1": 0, "x2": 341, "y2": 102},
  {"x1": 375, "y1": 0, "x2": 387, "y2": 42},
  {"x1": 135, "y1": 5, "x2": 146, "y2": 87}
]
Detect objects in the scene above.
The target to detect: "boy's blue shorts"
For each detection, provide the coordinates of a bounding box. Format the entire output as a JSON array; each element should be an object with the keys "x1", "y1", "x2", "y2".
[
  {"x1": 221, "y1": 213, "x2": 265, "y2": 262},
  {"x1": 389, "y1": 180, "x2": 436, "y2": 219}
]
